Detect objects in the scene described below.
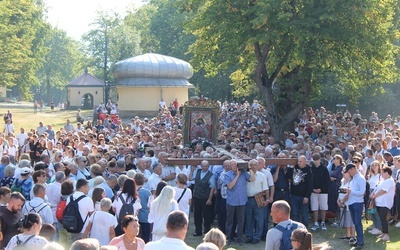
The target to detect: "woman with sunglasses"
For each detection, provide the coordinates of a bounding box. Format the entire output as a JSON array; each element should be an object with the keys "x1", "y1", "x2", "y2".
[
  {"x1": 109, "y1": 215, "x2": 145, "y2": 250},
  {"x1": 5, "y1": 213, "x2": 48, "y2": 249},
  {"x1": 63, "y1": 145, "x2": 75, "y2": 163}
]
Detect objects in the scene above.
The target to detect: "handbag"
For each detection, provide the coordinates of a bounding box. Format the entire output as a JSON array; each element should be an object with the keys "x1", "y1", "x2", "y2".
[
  {"x1": 254, "y1": 192, "x2": 265, "y2": 208},
  {"x1": 367, "y1": 199, "x2": 376, "y2": 214}
]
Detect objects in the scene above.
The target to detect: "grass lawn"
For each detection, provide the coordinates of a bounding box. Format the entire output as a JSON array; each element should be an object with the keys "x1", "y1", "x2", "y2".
[
  {"x1": 2, "y1": 103, "x2": 400, "y2": 249},
  {"x1": 0, "y1": 102, "x2": 93, "y2": 131},
  {"x1": 184, "y1": 218, "x2": 400, "y2": 249}
]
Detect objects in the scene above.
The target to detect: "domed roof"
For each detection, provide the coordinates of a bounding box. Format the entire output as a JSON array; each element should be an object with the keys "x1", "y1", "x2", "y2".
[{"x1": 113, "y1": 53, "x2": 193, "y2": 85}]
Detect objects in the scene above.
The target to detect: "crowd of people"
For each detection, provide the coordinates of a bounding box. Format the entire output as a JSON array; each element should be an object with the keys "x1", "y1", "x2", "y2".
[{"x1": 0, "y1": 99, "x2": 399, "y2": 250}]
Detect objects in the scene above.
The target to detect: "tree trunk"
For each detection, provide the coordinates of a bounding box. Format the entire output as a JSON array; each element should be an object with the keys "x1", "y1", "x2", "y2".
[{"x1": 46, "y1": 75, "x2": 51, "y2": 104}]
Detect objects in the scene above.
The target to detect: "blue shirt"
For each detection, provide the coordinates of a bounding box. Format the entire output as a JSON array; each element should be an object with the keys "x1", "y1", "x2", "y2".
[
  {"x1": 389, "y1": 147, "x2": 400, "y2": 157},
  {"x1": 0, "y1": 164, "x2": 6, "y2": 180},
  {"x1": 137, "y1": 187, "x2": 151, "y2": 223},
  {"x1": 224, "y1": 170, "x2": 250, "y2": 206},
  {"x1": 99, "y1": 182, "x2": 114, "y2": 199}
]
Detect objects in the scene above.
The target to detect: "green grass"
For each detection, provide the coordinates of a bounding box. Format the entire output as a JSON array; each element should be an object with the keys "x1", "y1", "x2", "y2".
[
  {"x1": 0, "y1": 102, "x2": 92, "y2": 131},
  {"x1": 184, "y1": 216, "x2": 400, "y2": 250}
]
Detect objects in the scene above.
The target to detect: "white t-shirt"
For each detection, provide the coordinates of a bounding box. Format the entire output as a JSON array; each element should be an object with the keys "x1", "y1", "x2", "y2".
[
  {"x1": 375, "y1": 177, "x2": 395, "y2": 209},
  {"x1": 88, "y1": 211, "x2": 118, "y2": 246},
  {"x1": 368, "y1": 174, "x2": 381, "y2": 190},
  {"x1": 261, "y1": 168, "x2": 274, "y2": 188},
  {"x1": 144, "y1": 237, "x2": 194, "y2": 250},
  {"x1": 4, "y1": 144, "x2": 17, "y2": 156},
  {"x1": 3, "y1": 124, "x2": 14, "y2": 136},
  {"x1": 16, "y1": 133, "x2": 28, "y2": 147},
  {"x1": 173, "y1": 187, "x2": 192, "y2": 216},
  {"x1": 112, "y1": 193, "x2": 142, "y2": 220},
  {"x1": 148, "y1": 173, "x2": 162, "y2": 192}
]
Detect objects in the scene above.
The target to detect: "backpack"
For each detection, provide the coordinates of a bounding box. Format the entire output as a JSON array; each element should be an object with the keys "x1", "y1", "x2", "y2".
[
  {"x1": 27, "y1": 201, "x2": 48, "y2": 213},
  {"x1": 275, "y1": 222, "x2": 299, "y2": 250},
  {"x1": 117, "y1": 194, "x2": 136, "y2": 224},
  {"x1": 11, "y1": 179, "x2": 27, "y2": 194},
  {"x1": 56, "y1": 196, "x2": 67, "y2": 222},
  {"x1": 364, "y1": 181, "x2": 370, "y2": 208},
  {"x1": 15, "y1": 235, "x2": 35, "y2": 249},
  {"x1": 62, "y1": 195, "x2": 88, "y2": 233}
]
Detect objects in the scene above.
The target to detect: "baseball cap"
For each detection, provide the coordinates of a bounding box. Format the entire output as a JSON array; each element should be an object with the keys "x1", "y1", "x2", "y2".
[{"x1": 344, "y1": 164, "x2": 356, "y2": 173}]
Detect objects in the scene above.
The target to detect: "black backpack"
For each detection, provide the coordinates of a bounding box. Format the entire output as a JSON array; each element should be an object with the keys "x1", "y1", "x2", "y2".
[
  {"x1": 62, "y1": 195, "x2": 88, "y2": 233},
  {"x1": 118, "y1": 194, "x2": 135, "y2": 223},
  {"x1": 275, "y1": 222, "x2": 299, "y2": 250},
  {"x1": 364, "y1": 181, "x2": 370, "y2": 208}
]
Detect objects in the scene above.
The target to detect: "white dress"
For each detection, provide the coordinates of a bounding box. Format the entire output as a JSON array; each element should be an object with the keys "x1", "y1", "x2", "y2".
[{"x1": 148, "y1": 201, "x2": 179, "y2": 241}]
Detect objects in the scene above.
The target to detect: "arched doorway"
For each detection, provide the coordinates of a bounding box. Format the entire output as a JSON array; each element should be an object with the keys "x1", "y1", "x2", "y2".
[{"x1": 82, "y1": 93, "x2": 94, "y2": 109}]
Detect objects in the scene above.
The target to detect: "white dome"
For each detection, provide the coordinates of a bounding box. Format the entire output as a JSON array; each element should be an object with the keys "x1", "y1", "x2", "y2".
[{"x1": 113, "y1": 53, "x2": 193, "y2": 86}]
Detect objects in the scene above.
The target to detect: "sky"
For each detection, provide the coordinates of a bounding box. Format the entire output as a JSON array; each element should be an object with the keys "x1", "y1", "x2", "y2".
[{"x1": 44, "y1": 0, "x2": 145, "y2": 40}]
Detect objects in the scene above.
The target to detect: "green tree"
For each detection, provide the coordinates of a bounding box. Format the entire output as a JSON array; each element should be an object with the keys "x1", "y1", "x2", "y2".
[
  {"x1": 125, "y1": 0, "x2": 234, "y2": 101},
  {"x1": 37, "y1": 27, "x2": 84, "y2": 104},
  {"x1": 83, "y1": 11, "x2": 142, "y2": 85},
  {"x1": 82, "y1": 11, "x2": 120, "y2": 82},
  {"x1": 179, "y1": 0, "x2": 398, "y2": 140},
  {"x1": 124, "y1": 3, "x2": 158, "y2": 53},
  {"x1": 0, "y1": 0, "x2": 49, "y2": 99}
]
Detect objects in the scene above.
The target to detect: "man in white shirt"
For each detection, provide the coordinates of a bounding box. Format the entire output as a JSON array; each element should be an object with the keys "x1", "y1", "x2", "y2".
[
  {"x1": 245, "y1": 159, "x2": 269, "y2": 244},
  {"x1": 46, "y1": 172, "x2": 66, "y2": 227},
  {"x1": 148, "y1": 163, "x2": 162, "y2": 194},
  {"x1": 67, "y1": 178, "x2": 94, "y2": 243},
  {"x1": 22, "y1": 184, "x2": 53, "y2": 225},
  {"x1": 3, "y1": 119, "x2": 14, "y2": 139},
  {"x1": 136, "y1": 159, "x2": 152, "y2": 190},
  {"x1": 159, "y1": 152, "x2": 176, "y2": 187},
  {"x1": 16, "y1": 127, "x2": 28, "y2": 149},
  {"x1": 257, "y1": 157, "x2": 275, "y2": 239},
  {"x1": 36, "y1": 121, "x2": 46, "y2": 136},
  {"x1": 145, "y1": 210, "x2": 194, "y2": 250}
]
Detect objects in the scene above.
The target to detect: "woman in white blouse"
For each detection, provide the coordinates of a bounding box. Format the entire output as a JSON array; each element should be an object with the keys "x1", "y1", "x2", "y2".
[
  {"x1": 112, "y1": 178, "x2": 142, "y2": 236},
  {"x1": 6, "y1": 213, "x2": 48, "y2": 249},
  {"x1": 367, "y1": 161, "x2": 382, "y2": 235},
  {"x1": 370, "y1": 166, "x2": 395, "y2": 241}
]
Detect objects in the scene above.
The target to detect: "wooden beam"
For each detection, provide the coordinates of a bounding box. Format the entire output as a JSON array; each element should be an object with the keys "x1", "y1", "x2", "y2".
[{"x1": 167, "y1": 158, "x2": 298, "y2": 167}]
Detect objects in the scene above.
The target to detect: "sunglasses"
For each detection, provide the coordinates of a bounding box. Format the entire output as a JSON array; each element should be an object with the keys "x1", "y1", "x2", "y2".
[{"x1": 352, "y1": 161, "x2": 359, "y2": 163}]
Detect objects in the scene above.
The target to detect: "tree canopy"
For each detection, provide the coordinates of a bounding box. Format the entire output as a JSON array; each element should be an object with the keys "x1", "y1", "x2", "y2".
[
  {"x1": 0, "y1": 0, "x2": 49, "y2": 99},
  {"x1": 178, "y1": 0, "x2": 399, "y2": 139}
]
